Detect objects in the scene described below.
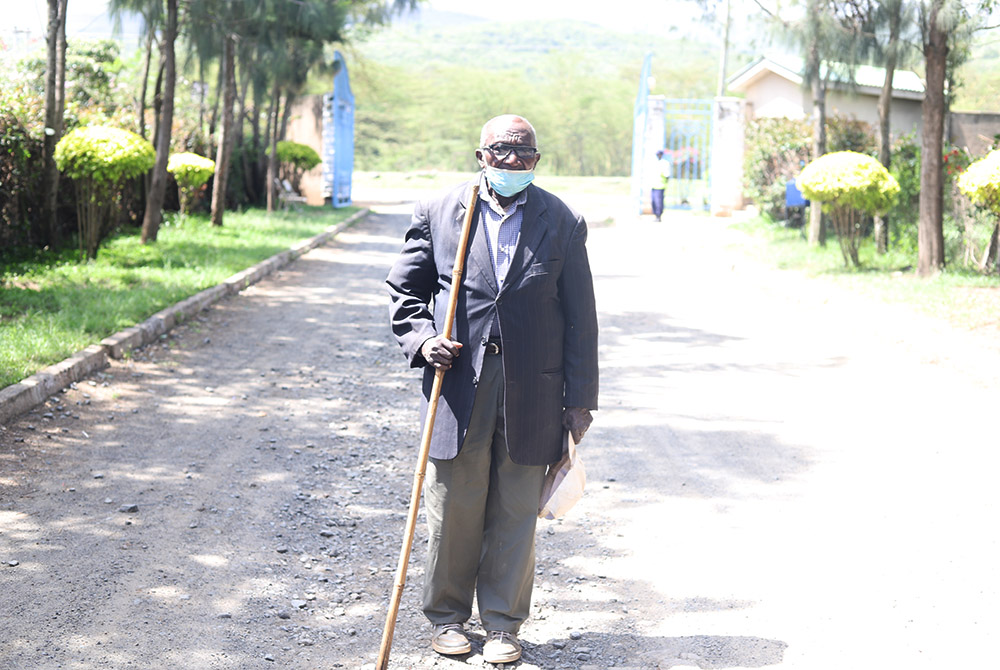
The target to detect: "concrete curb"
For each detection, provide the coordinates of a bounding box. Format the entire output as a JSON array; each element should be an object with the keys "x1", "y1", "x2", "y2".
[{"x1": 0, "y1": 208, "x2": 369, "y2": 426}]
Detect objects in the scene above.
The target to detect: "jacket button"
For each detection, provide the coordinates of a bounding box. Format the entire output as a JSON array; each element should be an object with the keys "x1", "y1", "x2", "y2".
[
  {"x1": 481, "y1": 336, "x2": 487, "y2": 345},
  {"x1": 472, "y1": 376, "x2": 479, "y2": 386}
]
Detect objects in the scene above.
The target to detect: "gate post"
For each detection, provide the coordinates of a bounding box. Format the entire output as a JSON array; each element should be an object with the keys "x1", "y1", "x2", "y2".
[
  {"x1": 710, "y1": 97, "x2": 745, "y2": 216},
  {"x1": 323, "y1": 51, "x2": 354, "y2": 208}
]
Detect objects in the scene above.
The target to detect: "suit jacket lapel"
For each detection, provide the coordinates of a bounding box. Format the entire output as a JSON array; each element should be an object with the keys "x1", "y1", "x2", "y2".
[
  {"x1": 500, "y1": 185, "x2": 548, "y2": 295},
  {"x1": 462, "y1": 188, "x2": 498, "y2": 294}
]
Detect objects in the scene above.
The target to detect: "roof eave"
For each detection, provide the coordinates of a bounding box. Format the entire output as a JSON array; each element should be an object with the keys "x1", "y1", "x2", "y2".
[{"x1": 830, "y1": 81, "x2": 926, "y2": 101}]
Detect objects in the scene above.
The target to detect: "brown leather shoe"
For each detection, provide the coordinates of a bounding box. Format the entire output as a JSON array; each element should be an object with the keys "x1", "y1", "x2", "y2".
[
  {"x1": 483, "y1": 631, "x2": 521, "y2": 664},
  {"x1": 431, "y1": 623, "x2": 471, "y2": 655}
]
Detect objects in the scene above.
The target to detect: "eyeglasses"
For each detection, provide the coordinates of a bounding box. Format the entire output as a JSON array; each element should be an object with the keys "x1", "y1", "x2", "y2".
[{"x1": 481, "y1": 143, "x2": 538, "y2": 161}]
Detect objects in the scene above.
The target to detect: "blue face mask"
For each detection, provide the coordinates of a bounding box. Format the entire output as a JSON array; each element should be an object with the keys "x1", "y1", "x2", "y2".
[{"x1": 484, "y1": 166, "x2": 535, "y2": 197}]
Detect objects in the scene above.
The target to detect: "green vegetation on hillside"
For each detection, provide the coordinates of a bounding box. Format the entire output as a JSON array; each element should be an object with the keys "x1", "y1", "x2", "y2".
[{"x1": 339, "y1": 18, "x2": 727, "y2": 175}]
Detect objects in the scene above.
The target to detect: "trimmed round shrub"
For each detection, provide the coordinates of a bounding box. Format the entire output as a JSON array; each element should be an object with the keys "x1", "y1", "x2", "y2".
[
  {"x1": 55, "y1": 126, "x2": 155, "y2": 184},
  {"x1": 957, "y1": 149, "x2": 1000, "y2": 271},
  {"x1": 276, "y1": 140, "x2": 321, "y2": 193},
  {"x1": 54, "y1": 126, "x2": 155, "y2": 258},
  {"x1": 957, "y1": 149, "x2": 1000, "y2": 215},
  {"x1": 797, "y1": 151, "x2": 900, "y2": 267},
  {"x1": 276, "y1": 140, "x2": 321, "y2": 171},
  {"x1": 167, "y1": 152, "x2": 216, "y2": 214}
]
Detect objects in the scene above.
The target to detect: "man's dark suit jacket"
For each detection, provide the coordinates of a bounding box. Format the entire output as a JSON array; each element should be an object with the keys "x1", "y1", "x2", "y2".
[{"x1": 387, "y1": 179, "x2": 599, "y2": 466}]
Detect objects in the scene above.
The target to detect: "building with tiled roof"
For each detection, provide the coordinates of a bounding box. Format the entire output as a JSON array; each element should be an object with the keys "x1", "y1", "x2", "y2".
[{"x1": 728, "y1": 54, "x2": 925, "y2": 140}]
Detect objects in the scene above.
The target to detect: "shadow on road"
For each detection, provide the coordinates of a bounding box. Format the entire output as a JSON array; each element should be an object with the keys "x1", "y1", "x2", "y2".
[{"x1": 2, "y1": 210, "x2": 801, "y2": 669}]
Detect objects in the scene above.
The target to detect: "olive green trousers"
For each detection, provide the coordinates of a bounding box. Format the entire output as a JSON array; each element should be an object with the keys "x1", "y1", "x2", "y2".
[{"x1": 422, "y1": 353, "x2": 548, "y2": 634}]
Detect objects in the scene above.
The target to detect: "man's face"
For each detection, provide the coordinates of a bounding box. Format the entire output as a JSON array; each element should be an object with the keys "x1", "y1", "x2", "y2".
[{"x1": 476, "y1": 119, "x2": 540, "y2": 171}]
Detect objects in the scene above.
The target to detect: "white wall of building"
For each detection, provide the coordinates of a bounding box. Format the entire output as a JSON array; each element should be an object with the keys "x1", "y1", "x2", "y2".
[{"x1": 745, "y1": 71, "x2": 923, "y2": 142}]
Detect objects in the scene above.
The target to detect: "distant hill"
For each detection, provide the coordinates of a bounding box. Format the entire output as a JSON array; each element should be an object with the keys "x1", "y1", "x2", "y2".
[
  {"x1": 952, "y1": 39, "x2": 1000, "y2": 113},
  {"x1": 337, "y1": 10, "x2": 754, "y2": 174},
  {"x1": 351, "y1": 12, "x2": 736, "y2": 98}
]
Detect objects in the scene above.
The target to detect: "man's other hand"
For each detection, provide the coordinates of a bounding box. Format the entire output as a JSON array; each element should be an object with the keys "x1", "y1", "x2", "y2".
[
  {"x1": 420, "y1": 336, "x2": 463, "y2": 370},
  {"x1": 562, "y1": 407, "x2": 593, "y2": 444}
]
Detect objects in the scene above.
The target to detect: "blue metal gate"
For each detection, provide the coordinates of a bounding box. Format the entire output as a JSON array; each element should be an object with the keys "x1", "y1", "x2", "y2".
[
  {"x1": 323, "y1": 51, "x2": 354, "y2": 208},
  {"x1": 662, "y1": 99, "x2": 712, "y2": 210},
  {"x1": 632, "y1": 54, "x2": 714, "y2": 214}
]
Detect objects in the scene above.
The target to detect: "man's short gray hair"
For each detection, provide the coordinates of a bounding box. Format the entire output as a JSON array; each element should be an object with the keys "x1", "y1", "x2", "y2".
[{"x1": 480, "y1": 115, "x2": 537, "y2": 147}]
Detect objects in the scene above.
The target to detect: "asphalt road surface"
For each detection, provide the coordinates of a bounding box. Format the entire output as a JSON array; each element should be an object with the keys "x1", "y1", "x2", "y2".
[{"x1": 2, "y1": 195, "x2": 998, "y2": 670}]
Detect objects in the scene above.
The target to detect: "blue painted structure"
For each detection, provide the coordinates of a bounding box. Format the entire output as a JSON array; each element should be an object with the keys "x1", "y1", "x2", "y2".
[
  {"x1": 784, "y1": 178, "x2": 809, "y2": 227},
  {"x1": 632, "y1": 55, "x2": 713, "y2": 213},
  {"x1": 785, "y1": 179, "x2": 808, "y2": 208},
  {"x1": 323, "y1": 51, "x2": 354, "y2": 208},
  {"x1": 631, "y1": 53, "x2": 654, "y2": 214}
]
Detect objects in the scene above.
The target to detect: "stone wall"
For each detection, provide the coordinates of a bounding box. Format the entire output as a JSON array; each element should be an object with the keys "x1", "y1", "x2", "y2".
[
  {"x1": 283, "y1": 95, "x2": 326, "y2": 205},
  {"x1": 949, "y1": 112, "x2": 1000, "y2": 157}
]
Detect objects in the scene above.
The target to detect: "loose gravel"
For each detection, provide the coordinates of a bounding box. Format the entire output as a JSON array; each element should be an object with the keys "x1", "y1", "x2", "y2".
[{"x1": 2, "y1": 199, "x2": 999, "y2": 670}]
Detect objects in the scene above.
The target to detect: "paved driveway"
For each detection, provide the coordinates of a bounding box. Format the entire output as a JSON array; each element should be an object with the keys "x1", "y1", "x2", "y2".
[{"x1": 1, "y1": 194, "x2": 998, "y2": 669}]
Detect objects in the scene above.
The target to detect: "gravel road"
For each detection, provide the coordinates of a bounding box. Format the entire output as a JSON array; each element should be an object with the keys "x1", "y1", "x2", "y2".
[{"x1": 2, "y1": 193, "x2": 999, "y2": 670}]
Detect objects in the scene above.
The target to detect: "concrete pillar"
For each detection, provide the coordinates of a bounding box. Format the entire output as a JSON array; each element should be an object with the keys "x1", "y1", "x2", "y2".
[{"x1": 710, "y1": 97, "x2": 745, "y2": 216}]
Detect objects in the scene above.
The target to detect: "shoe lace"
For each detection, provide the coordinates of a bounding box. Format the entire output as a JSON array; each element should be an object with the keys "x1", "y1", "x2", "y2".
[
  {"x1": 438, "y1": 623, "x2": 463, "y2": 633},
  {"x1": 489, "y1": 631, "x2": 515, "y2": 644}
]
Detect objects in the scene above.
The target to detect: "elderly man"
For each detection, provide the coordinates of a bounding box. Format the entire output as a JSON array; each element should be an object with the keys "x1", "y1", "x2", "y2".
[{"x1": 386, "y1": 114, "x2": 599, "y2": 664}]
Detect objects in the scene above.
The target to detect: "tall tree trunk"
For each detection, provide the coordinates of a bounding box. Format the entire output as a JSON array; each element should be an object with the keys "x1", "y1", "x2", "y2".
[
  {"x1": 808, "y1": 77, "x2": 827, "y2": 246},
  {"x1": 874, "y1": 0, "x2": 902, "y2": 255},
  {"x1": 211, "y1": 34, "x2": 237, "y2": 227},
  {"x1": 208, "y1": 62, "x2": 225, "y2": 157},
  {"x1": 980, "y1": 223, "x2": 999, "y2": 273},
  {"x1": 264, "y1": 87, "x2": 276, "y2": 164},
  {"x1": 716, "y1": 0, "x2": 731, "y2": 97},
  {"x1": 138, "y1": 28, "x2": 153, "y2": 138},
  {"x1": 278, "y1": 91, "x2": 296, "y2": 141},
  {"x1": 263, "y1": 86, "x2": 278, "y2": 208},
  {"x1": 919, "y1": 0, "x2": 948, "y2": 276},
  {"x1": 151, "y1": 55, "x2": 165, "y2": 154},
  {"x1": 141, "y1": 0, "x2": 177, "y2": 244},
  {"x1": 266, "y1": 81, "x2": 281, "y2": 213},
  {"x1": 54, "y1": 4, "x2": 66, "y2": 139},
  {"x1": 41, "y1": 0, "x2": 68, "y2": 249},
  {"x1": 233, "y1": 63, "x2": 253, "y2": 206},
  {"x1": 135, "y1": 27, "x2": 153, "y2": 210},
  {"x1": 197, "y1": 60, "x2": 207, "y2": 149},
  {"x1": 249, "y1": 82, "x2": 264, "y2": 202}
]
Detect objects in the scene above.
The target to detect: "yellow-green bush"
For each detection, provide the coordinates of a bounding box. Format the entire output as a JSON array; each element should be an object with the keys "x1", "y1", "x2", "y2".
[
  {"x1": 54, "y1": 126, "x2": 155, "y2": 259},
  {"x1": 54, "y1": 126, "x2": 155, "y2": 184},
  {"x1": 167, "y1": 152, "x2": 215, "y2": 214},
  {"x1": 957, "y1": 149, "x2": 1000, "y2": 271},
  {"x1": 276, "y1": 140, "x2": 321, "y2": 192},
  {"x1": 957, "y1": 149, "x2": 1000, "y2": 215},
  {"x1": 797, "y1": 151, "x2": 900, "y2": 267},
  {"x1": 276, "y1": 140, "x2": 321, "y2": 172},
  {"x1": 797, "y1": 151, "x2": 899, "y2": 214}
]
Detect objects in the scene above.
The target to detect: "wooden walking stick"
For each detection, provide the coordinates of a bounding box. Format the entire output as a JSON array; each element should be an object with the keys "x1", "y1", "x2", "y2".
[{"x1": 375, "y1": 181, "x2": 480, "y2": 670}]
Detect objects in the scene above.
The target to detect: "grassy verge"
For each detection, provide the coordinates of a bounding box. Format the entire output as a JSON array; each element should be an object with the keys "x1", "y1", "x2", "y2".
[
  {"x1": 731, "y1": 214, "x2": 1000, "y2": 331},
  {"x1": 0, "y1": 206, "x2": 358, "y2": 389}
]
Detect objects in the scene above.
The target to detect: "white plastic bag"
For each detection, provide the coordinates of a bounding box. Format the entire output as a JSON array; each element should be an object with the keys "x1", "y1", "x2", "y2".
[{"x1": 538, "y1": 430, "x2": 586, "y2": 520}]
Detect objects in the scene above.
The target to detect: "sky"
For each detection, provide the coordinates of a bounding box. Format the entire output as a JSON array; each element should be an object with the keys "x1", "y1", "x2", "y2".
[
  {"x1": 7, "y1": 0, "x2": 120, "y2": 35},
  {"x1": 5, "y1": 0, "x2": 711, "y2": 42},
  {"x1": 422, "y1": 0, "x2": 706, "y2": 34}
]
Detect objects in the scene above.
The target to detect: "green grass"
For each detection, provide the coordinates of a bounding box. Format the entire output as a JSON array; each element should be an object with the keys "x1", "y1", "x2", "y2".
[
  {"x1": 731, "y1": 214, "x2": 1000, "y2": 331},
  {"x1": 0, "y1": 206, "x2": 358, "y2": 389}
]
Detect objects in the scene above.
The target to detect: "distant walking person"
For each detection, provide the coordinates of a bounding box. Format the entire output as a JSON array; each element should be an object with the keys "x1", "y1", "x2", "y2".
[
  {"x1": 386, "y1": 114, "x2": 599, "y2": 665},
  {"x1": 650, "y1": 149, "x2": 671, "y2": 221}
]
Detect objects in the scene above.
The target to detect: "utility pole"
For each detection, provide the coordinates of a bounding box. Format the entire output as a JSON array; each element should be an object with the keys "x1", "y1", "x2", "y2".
[{"x1": 716, "y1": 0, "x2": 732, "y2": 96}]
